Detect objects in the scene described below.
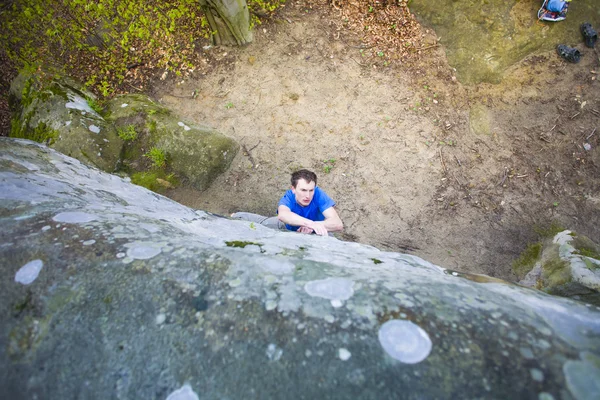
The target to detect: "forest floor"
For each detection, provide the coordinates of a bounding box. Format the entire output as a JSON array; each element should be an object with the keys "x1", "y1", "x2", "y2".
[{"x1": 153, "y1": 1, "x2": 600, "y2": 282}]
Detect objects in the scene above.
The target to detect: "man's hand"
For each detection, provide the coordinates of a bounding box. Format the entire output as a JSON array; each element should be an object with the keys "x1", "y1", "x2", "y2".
[
  {"x1": 297, "y1": 226, "x2": 314, "y2": 234},
  {"x1": 308, "y1": 221, "x2": 328, "y2": 236}
]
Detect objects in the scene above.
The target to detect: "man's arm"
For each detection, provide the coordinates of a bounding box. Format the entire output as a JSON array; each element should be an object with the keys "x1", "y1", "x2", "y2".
[
  {"x1": 321, "y1": 206, "x2": 343, "y2": 232},
  {"x1": 277, "y1": 205, "x2": 343, "y2": 236}
]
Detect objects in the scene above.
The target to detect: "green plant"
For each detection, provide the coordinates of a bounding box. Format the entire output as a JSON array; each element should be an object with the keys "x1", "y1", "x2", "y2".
[
  {"x1": 225, "y1": 102, "x2": 234, "y2": 109},
  {"x1": 86, "y1": 97, "x2": 103, "y2": 114},
  {"x1": 117, "y1": 125, "x2": 138, "y2": 141},
  {"x1": 144, "y1": 147, "x2": 167, "y2": 168},
  {"x1": 1, "y1": 0, "x2": 211, "y2": 98},
  {"x1": 323, "y1": 158, "x2": 336, "y2": 173}
]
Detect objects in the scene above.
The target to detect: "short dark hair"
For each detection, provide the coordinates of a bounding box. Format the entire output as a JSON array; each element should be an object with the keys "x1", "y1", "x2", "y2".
[{"x1": 291, "y1": 169, "x2": 317, "y2": 187}]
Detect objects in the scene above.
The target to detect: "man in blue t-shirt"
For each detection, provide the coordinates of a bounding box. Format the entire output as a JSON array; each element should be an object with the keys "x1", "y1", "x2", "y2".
[{"x1": 231, "y1": 169, "x2": 343, "y2": 236}]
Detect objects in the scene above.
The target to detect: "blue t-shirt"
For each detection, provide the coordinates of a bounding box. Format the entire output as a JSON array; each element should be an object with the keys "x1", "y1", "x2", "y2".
[{"x1": 277, "y1": 187, "x2": 335, "y2": 231}]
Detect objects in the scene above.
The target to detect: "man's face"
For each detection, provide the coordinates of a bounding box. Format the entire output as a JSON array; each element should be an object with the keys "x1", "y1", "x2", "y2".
[{"x1": 292, "y1": 179, "x2": 316, "y2": 207}]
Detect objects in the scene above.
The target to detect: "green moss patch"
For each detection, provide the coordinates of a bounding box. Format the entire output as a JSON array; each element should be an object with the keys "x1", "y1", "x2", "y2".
[
  {"x1": 10, "y1": 120, "x2": 58, "y2": 145},
  {"x1": 131, "y1": 171, "x2": 178, "y2": 193},
  {"x1": 512, "y1": 242, "x2": 542, "y2": 280},
  {"x1": 571, "y1": 236, "x2": 600, "y2": 261},
  {"x1": 541, "y1": 248, "x2": 572, "y2": 288}
]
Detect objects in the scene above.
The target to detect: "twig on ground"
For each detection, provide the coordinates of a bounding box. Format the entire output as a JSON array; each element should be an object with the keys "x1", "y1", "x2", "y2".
[
  {"x1": 416, "y1": 44, "x2": 440, "y2": 51},
  {"x1": 241, "y1": 144, "x2": 257, "y2": 168},
  {"x1": 497, "y1": 168, "x2": 508, "y2": 186},
  {"x1": 454, "y1": 155, "x2": 462, "y2": 167},
  {"x1": 350, "y1": 58, "x2": 367, "y2": 67},
  {"x1": 586, "y1": 128, "x2": 596, "y2": 140},
  {"x1": 248, "y1": 140, "x2": 261, "y2": 152},
  {"x1": 439, "y1": 148, "x2": 446, "y2": 173},
  {"x1": 570, "y1": 112, "x2": 580, "y2": 120}
]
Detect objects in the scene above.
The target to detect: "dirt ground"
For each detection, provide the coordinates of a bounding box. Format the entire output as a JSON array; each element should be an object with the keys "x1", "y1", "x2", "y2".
[{"x1": 154, "y1": 3, "x2": 600, "y2": 281}]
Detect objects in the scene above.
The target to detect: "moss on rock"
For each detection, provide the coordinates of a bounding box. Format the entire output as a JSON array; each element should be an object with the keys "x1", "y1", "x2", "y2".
[{"x1": 105, "y1": 94, "x2": 239, "y2": 192}]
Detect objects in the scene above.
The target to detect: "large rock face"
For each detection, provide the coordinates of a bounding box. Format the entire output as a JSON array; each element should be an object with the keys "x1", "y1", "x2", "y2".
[{"x1": 1, "y1": 138, "x2": 600, "y2": 399}]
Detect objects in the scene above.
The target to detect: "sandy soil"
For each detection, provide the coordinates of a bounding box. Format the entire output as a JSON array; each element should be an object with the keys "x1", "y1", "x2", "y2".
[{"x1": 153, "y1": 3, "x2": 600, "y2": 281}]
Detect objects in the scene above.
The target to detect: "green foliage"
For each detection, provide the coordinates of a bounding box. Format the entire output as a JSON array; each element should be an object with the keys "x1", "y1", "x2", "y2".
[
  {"x1": 117, "y1": 125, "x2": 138, "y2": 141},
  {"x1": 1, "y1": 0, "x2": 211, "y2": 97},
  {"x1": 323, "y1": 158, "x2": 336, "y2": 173},
  {"x1": 144, "y1": 147, "x2": 167, "y2": 168},
  {"x1": 248, "y1": 0, "x2": 286, "y2": 26},
  {"x1": 86, "y1": 97, "x2": 104, "y2": 114}
]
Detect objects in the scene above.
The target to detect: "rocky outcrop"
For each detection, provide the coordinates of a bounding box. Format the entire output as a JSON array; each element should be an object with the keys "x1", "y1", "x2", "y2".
[
  {"x1": 1, "y1": 138, "x2": 599, "y2": 399},
  {"x1": 9, "y1": 71, "x2": 123, "y2": 171},
  {"x1": 518, "y1": 230, "x2": 600, "y2": 306},
  {"x1": 105, "y1": 94, "x2": 239, "y2": 191},
  {"x1": 9, "y1": 72, "x2": 239, "y2": 192}
]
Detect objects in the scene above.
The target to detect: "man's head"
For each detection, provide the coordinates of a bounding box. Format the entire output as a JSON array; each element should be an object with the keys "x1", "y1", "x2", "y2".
[{"x1": 291, "y1": 169, "x2": 318, "y2": 207}]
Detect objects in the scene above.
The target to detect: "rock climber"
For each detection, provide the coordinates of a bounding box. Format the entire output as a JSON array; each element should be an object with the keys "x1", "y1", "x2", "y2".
[{"x1": 231, "y1": 169, "x2": 343, "y2": 236}]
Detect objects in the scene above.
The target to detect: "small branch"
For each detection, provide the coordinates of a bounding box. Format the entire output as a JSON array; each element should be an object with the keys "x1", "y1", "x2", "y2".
[
  {"x1": 454, "y1": 155, "x2": 462, "y2": 167},
  {"x1": 497, "y1": 168, "x2": 508, "y2": 186},
  {"x1": 585, "y1": 128, "x2": 596, "y2": 140},
  {"x1": 248, "y1": 140, "x2": 261, "y2": 152},
  {"x1": 416, "y1": 44, "x2": 440, "y2": 51},
  {"x1": 241, "y1": 144, "x2": 257, "y2": 168},
  {"x1": 439, "y1": 148, "x2": 447, "y2": 174},
  {"x1": 570, "y1": 112, "x2": 580, "y2": 120}
]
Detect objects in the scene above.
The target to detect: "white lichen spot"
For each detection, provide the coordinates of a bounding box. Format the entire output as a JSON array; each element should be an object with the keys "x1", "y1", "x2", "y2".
[
  {"x1": 378, "y1": 319, "x2": 432, "y2": 364},
  {"x1": 126, "y1": 243, "x2": 162, "y2": 260},
  {"x1": 65, "y1": 121, "x2": 72, "y2": 126},
  {"x1": 304, "y1": 277, "x2": 354, "y2": 301},
  {"x1": 65, "y1": 93, "x2": 99, "y2": 116},
  {"x1": 538, "y1": 393, "x2": 555, "y2": 400},
  {"x1": 266, "y1": 343, "x2": 283, "y2": 361},
  {"x1": 53, "y1": 211, "x2": 97, "y2": 223},
  {"x1": 563, "y1": 352, "x2": 600, "y2": 400},
  {"x1": 15, "y1": 259, "x2": 44, "y2": 285},
  {"x1": 178, "y1": 122, "x2": 185, "y2": 127},
  {"x1": 530, "y1": 368, "x2": 544, "y2": 382},
  {"x1": 520, "y1": 347, "x2": 534, "y2": 360},
  {"x1": 265, "y1": 300, "x2": 277, "y2": 311},
  {"x1": 82, "y1": 240, "x2": 96, "y2": 246},
  {"x1": 331, "y1": 299, "x2": 343, "y2": 308},
  {"x1": 184, "y1": 125, "x2": 191, "y2": 131},
  {"x1": 88, "y1": 125, "x2": 101, "y2": 134},
  {"x1": 338, "y1": 348, "x2": 351, "y2": 361},
  {"x1": 156, "y1": 313, "x2": 167, "y2": 325},
  {"x1": 324, "y1": 314, "x2": 335, "y2": 323},
  {"x1": 41, "y1": 225, "x2": 51, "y2": 231},
  {"x1": 228, "y1": 278, "x2": 242, "y2": 288},
  {"x1": 116, "y1": 252, "x2": 126, "y2": 259},
  {"x1": 165, "y1": 384, "x2": 199, "y2": 400},
  {"x1": 305, "y1": 349, "x2": 312, "y2": 357},
  {"x1": 121, "y1": 103, "x2": 129, "y2": 108}
]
